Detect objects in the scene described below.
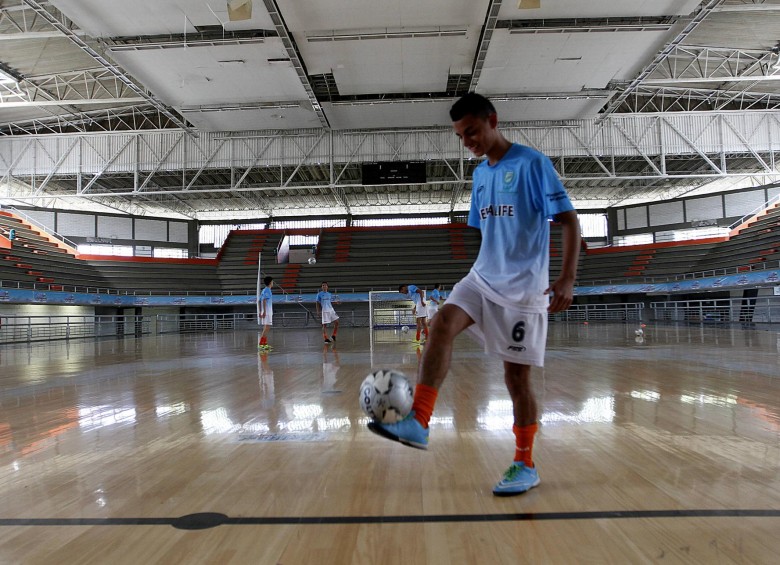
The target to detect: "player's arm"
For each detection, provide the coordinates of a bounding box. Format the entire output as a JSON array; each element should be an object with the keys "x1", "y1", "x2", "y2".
[
  {"x1": 261, "y1": 296, "x2": 267, "y2": 317},
  {"x1": 546, "y1": 210, "x2": 580, "y2": 313},
  {"x1": 417, "y1": 288, "x2": 426, "y2": 306},
  {"x1": 315, "y1": 293, "x2": 321, "y2": 314}
]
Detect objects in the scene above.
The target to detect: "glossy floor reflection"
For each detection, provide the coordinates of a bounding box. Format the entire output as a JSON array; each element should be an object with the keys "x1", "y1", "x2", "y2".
[{"x1": 1, "y1": 323, "x2": 779, "y2": 564}]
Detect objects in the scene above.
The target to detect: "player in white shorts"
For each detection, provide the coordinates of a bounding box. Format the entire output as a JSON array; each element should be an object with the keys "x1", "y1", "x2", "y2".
[
  {"x1": 316, "y1": 281, "x2": 340, "y2": 343},
  {"x1": 369, "y1": 93, "x2": 581, "y2": 497},
  {"x1": 398, "y1": 283, "x2": 428, "y2": 343},
  {"x1": 426, "y1": 283, "x2": 443, "y2": 320},
  {"x1": 258, "y1": 276, "x2": 274, "y2": 350}
]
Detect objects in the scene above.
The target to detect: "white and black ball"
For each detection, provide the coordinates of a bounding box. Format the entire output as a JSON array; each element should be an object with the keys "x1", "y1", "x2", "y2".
[{"x1": 359, "y1": 369, "x2": 414, "y2": 424}]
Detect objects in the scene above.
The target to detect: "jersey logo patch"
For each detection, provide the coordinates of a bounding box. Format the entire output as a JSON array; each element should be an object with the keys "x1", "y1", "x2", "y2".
[{"x1": 500, "y1": 170, "x2": 516, "y2": 192}]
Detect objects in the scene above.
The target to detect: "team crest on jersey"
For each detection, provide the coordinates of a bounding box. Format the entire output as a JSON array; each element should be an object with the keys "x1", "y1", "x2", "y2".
[{"x1": 500, "y1": 170, "x2": 516, "y2": 192}]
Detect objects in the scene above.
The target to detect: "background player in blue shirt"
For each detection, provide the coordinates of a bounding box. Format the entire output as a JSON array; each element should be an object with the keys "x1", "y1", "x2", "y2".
[
  {"x1": 426, "y1": 283, "x2": 443, "y2": 320},
  {"x1": 316, "y1": 281, "x2": 340, "y2": 343},
  {"x1": 371, "y1": 93, "x2": 581, "y2": 497},
  {"x1": 398, "y1": 283, "x2": 428, "y2": 343},
  {"x1": 258, "y1": 276, "x2": 274, "y2": 350}
]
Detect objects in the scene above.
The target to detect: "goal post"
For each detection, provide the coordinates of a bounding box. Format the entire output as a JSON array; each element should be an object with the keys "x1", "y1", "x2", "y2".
[{"x1": 368, "y1": 291, "x2": 417, "y2": 329}]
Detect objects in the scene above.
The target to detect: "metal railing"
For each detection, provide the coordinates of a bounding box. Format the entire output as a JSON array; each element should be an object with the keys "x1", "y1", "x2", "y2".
[
  {"x1": 0, "y1": 314, "x2": 152, "y2": 343},
  {"x1": 578, "y1": 259, "x2": 780, "y2": 287},
  {"x1": 0, "y1": 309, "x2": 368, "y2": 344},
  {"x1": 650, "y1": 296, "x2": 780, "y2": 324},
  {"x1": 0, "y1": 277, "x2": 380, "y2": 297},
  {"x1": 0, "y1": 279, "x2": 259, "y2": 296},
  {"x1": 0, "y1": 280, "x2": 127, "y2": 294},
  {"x1": 549, "y1": 302, "x2": 645, "y2": 322},
  {"x1": 6, "y1": 298, "x2": 778, "y2": 345},
  {"x1": 156, "y1": 313, "x2": 255, "y2": 334}
]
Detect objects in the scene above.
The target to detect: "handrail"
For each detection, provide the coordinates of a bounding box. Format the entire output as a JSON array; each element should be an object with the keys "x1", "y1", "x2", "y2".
[
  {"x1": 2, "y1": 257, "x2": 778, "y2": 296},
  {"x1": 728, "y1": 193, "x2": 780, "y2": 231},
  {"x1": 6, "y1": 207, "x2": 80, "y2": 250},
  {"x1": 576, "y1": 259, "x2": 780, "y2": 287},
  {"x1": 0, "y1": 277, "x2": 375, "y2": 296}
]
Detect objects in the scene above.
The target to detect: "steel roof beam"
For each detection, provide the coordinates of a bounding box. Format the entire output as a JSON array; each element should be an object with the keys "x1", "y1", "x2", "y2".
[
  {"x1": 469, "y1": 0, "x2": 502, "y2": 93},
  {"x1": 598, "y1": 0, "x2": 728, "y2": 122},
  {"x1": 20, "y1": 0, "x2": 196, "y2": 136},
  {"x1": 260, "y1": 0, "x2": 329, "y2": 128}
]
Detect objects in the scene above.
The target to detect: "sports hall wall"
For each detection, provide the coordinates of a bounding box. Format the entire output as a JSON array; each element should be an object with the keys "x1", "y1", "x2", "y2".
[
  {"x1": 14, "y1": 207, "x2": 197, "y2": 257},
  {"x1": 610, "y1": 183, "x2": 780, "y2": 241},
  {"x1": 2, "y1": 182, "x2": 780, "y2": 326}
]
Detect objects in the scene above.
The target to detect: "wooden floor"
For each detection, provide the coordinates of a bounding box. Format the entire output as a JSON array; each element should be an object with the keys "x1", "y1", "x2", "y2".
[{"x1": 1, "y1": 323, "x2": 779, "y2": 564}]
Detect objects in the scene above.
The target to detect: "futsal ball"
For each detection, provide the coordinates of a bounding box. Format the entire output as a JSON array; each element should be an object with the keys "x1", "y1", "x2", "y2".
[
  {"x1": 308, "y1": 257, "x2": 316, "y2": 265},
  {"x1": 401, "y1": 325, "x2": 409, "y2": 333},
  {"x1": 359, "y1": 369, "x2": 414, "y2": 424}
]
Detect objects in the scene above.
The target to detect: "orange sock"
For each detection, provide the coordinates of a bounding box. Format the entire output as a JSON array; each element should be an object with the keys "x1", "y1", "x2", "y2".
[
  {"x1": 513, "y1": 423, "x2": 538, "y2": 467},
  {"x1": 415, "y1": 330, "x2": 421, "y2": 340},
  {"x1": 411, "y1": 383, "x2": 438, "y2": 428},
  {"x1": 260, "y1": 337, "x2": 267, "y2": 345},
  {"x1": 423, "y1": 327, "x2": 429, "y2": 337}
]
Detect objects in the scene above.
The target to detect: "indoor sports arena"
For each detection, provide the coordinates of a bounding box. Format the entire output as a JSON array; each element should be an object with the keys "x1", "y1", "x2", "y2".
[{"x1": 1, "y1": 1, "x2": 780, "y2": 563}]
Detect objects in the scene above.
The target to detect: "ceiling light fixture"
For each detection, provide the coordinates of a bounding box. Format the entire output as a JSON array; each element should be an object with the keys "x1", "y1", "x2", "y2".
[
  {"x1": 518, "y1": 0, "x2": 541, "y2": 8},
  {"x1": 227, "y1": 0, "x2": 252, "y2": 22},
  {"x1": 307, "y1": 29, "x2": 467, "y2": 42},
  {"x1": 180, "y1": 102, "x2": 301, "y2": 113}
]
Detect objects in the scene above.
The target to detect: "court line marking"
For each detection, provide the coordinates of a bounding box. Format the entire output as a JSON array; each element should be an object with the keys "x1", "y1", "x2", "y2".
[{"x1": 1, "y1": 509, "x2": 779, "y2": 530}]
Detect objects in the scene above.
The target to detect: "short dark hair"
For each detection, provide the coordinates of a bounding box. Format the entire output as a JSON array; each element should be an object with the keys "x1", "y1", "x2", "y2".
[
  {"x1": 321, "y1": 281, "x2": 328, "y2": 286},
  {"x1": 450, "y1": 92, "x2": 496, "y2": 122},
  {"x1": 264, "y1": 276, "x2": 273, "y2": 286},
  {"x1": 434, "y1": 283, "x2": 441, "y2": 290},
  {"x1": 398, "y1": 284, "x2": 407, "y2": 292}
]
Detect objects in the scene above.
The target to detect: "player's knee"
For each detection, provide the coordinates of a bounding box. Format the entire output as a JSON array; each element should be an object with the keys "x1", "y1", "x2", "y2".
[
  {"x1": 504, "y1": 366, "x2": 532, "y2": 392},
  {"x1": 429, "y1": 311, "x2": 456, "y2": 340}
]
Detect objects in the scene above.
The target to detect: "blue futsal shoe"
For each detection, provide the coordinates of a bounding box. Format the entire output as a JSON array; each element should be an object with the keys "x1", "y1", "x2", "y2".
[
  {"x1": 367, "y1": 411, "x2": 429, "y2": 450},
  {"x1": 492, "y1": 462, "x2": 540, "y2": 497}
]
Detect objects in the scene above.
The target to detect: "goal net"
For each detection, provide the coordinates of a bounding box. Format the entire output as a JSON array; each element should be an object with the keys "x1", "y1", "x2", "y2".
[
  {"x1": 369, "y1": 291, "x2": 418, "y2": 349},
  {"x1": 368, "y1": 291, "x2": 416, "y2": 329}
]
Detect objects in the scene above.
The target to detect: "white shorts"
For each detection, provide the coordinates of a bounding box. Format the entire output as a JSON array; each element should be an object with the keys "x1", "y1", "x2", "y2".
[
  {"x1": 426, "y1": 303, "x2": 439, "y2": 318},
  {"x1": 321, "y1": 309, "x2": 339, "y2": 325},
  {"x1": 260, "y1": 312, "x2": 273, "y2": 326},
  {"x1": 446, "y1": 274, "x2": 548, "y2": 366}
]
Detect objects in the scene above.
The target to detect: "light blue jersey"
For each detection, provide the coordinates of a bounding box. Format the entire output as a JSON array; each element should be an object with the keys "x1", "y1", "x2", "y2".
[
  {"x1": 316, "y1": 290, "x2": 335, "y2": 312},
  {"x1": 431, "y1": 288, "x2": 441, "y2": 304},
  {"x1": 405, "y1": 284, "x2": 424, "y2": 310},
  {"x1": 467, "y1": 143, "x2": 574, "y2": 307},
  {"x1": 260, "y1": 286, "x2": 273, "y2": 315}
]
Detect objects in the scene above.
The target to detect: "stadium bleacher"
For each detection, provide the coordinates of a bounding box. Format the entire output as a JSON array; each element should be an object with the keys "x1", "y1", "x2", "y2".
[
  {"x1": 2, "y1": 204, "x2": 780, "y2": 295},
  {"x1": 294, "y1": 225, "x2": 476, "y2": 293},
  {"x1": 0, "y1": 212, "x2": 108, "y2": 290},
  {"x1": 216, "y1": 229, "x2": 288, "y2": 292}
]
